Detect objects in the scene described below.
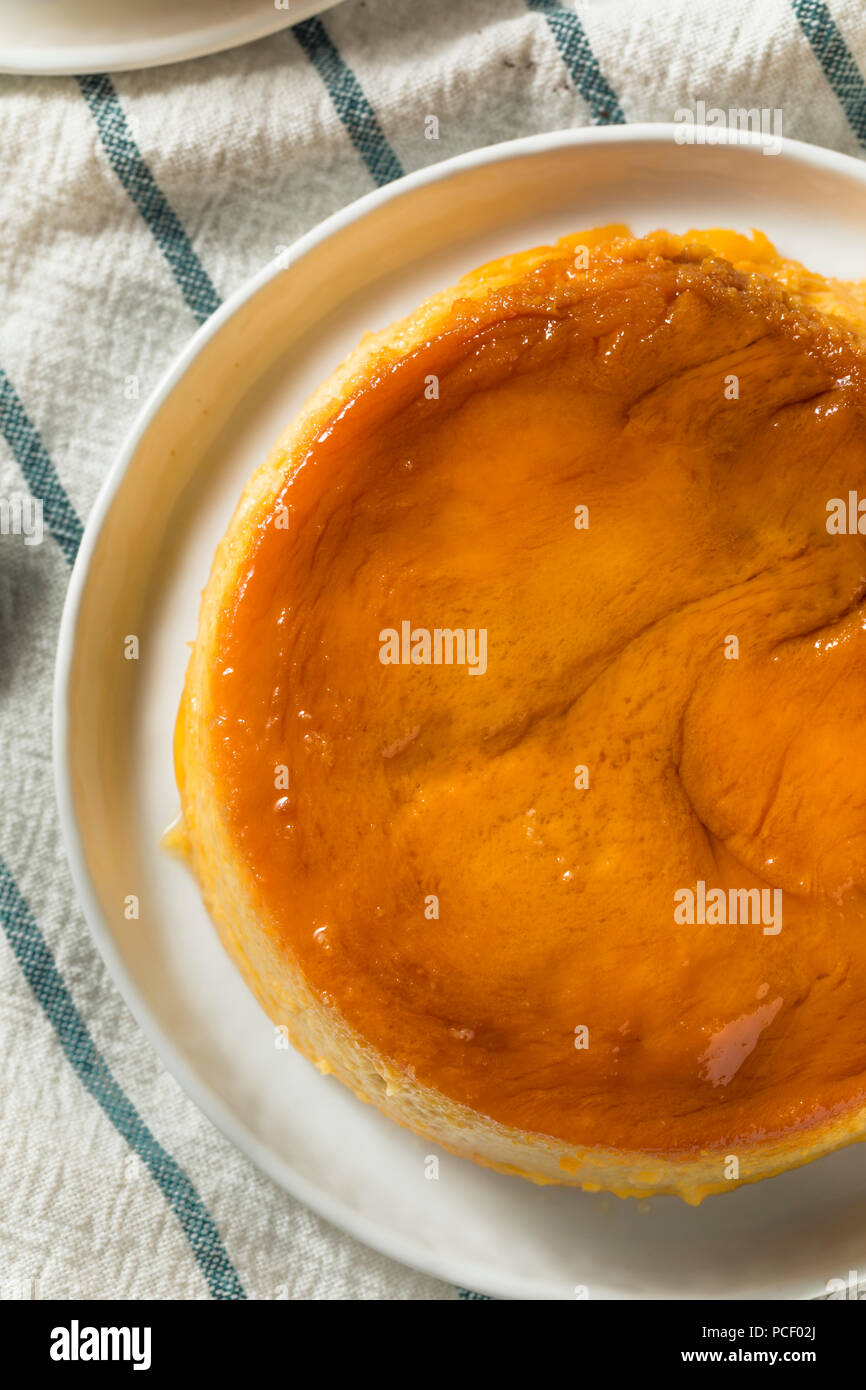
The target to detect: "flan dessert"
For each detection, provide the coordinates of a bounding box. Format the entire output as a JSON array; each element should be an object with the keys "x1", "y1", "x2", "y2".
[{"x1": 175, "y1": 226, "x2": 866, "y2": 1203}]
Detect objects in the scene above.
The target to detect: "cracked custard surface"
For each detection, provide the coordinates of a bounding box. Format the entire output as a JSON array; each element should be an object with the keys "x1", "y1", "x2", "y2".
[{"x1": 177, "y1": 228, "x2": 866, "y2": 1190}]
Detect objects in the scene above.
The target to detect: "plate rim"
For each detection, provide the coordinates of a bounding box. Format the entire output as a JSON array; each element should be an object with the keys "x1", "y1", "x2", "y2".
[
  {"x1": 53, "y1": 123, "x2": 866, "y2": 1300},
  {"x1": 0, "y1": 0, "x2": 341, "y2": 76}
]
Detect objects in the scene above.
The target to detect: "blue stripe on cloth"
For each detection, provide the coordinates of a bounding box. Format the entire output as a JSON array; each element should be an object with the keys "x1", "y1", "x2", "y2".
[
  {"x1": 293, "y1": 17, "x2": 405, "y2": 186},
  {"x1": 0, "y1": 367, "x2": 83, "y2": 567},
  {"x1": 3, "y1": 90, "x2": 243, "y2": 1299},
  {"x1": 527, "y1": 0, "x2": 626, "y2": 124},
  {"x1": 0, "y1": 858, "x2": 246, "y2": 1299},
  {"x1": 792, "y1": 0, "x2": 866, "y2": 148},
  {"x1": 77, "y1": 74, "x2": 222, "y2": 325}
]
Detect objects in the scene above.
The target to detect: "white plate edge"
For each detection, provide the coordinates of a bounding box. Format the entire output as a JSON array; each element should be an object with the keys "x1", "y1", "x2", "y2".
[{"x1": 0, "y1": 0, "x2": 341, "y2": 76}]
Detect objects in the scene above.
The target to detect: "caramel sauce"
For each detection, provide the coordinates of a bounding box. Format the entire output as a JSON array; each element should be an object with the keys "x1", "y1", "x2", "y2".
[{"x1": 204, "y1": 231, "x2": 866, "y2": 1152}]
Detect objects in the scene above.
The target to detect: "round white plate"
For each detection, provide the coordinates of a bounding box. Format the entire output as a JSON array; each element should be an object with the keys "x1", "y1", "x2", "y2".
[
  {"x1": 56, "y1": 126, "x2": 866, "y2": 1300},
  {"x1": 0, "y1": 0, "x2": 341, "y2": 76}
]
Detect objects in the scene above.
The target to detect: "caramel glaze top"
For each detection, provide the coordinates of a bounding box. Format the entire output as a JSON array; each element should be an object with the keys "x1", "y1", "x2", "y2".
[{"x1": 207, "y1": 230, "x2": 866, "y2": 1154}]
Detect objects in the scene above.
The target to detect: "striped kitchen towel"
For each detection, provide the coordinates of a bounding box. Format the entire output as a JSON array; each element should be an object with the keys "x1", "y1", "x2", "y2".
[{"x1": 1, "y1": 0, "x2": 866, "y2": 1301}]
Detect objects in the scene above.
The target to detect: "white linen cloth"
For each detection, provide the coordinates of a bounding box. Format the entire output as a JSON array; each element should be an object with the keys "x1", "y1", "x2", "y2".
[{"x1": 1, "y1": 0, "x2": 865, "y2": 1300}]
